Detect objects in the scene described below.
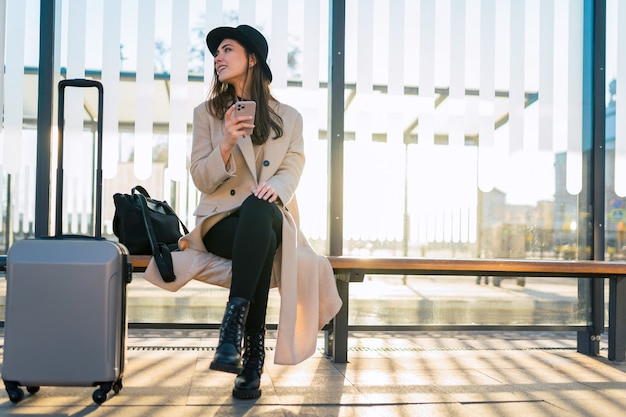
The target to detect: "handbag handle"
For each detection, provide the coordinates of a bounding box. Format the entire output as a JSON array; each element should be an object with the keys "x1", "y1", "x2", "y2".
[
  {"x1": 134, "y1": 192, "x2": 177, "y2": 283},
  {"x1": 132, "y1": 185, "x2": 151, "y2": 198}
]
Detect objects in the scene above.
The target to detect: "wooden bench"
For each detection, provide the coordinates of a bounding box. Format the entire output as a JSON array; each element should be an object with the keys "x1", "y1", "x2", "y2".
[
  {"x1": 124, "y1": 255, "x2": 626, "y2": 363},
  {"x1": 2, "y1": 254, "x2": 626, "y2": 363},
  {"x1": 326, "y1": 256, "x2": 626, "y2": 363}
]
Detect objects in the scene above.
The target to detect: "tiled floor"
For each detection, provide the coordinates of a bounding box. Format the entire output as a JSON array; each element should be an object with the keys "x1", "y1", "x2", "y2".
[{"x1": 0, "y1": 330, "x2": 625, "y2": 417}]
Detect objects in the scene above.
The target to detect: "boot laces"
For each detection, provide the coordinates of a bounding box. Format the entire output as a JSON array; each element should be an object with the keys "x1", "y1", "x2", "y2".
[
  {"x1": 243, "y1": 332, "x2": 265, "y2": 371},
  {"x1": 220, "y1": 303, "x2": 247, "y2": 347}
]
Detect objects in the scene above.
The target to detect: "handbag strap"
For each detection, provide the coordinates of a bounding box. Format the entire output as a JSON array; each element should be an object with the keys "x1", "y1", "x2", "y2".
[
  {"x1": 159, "y1": 199, "x2": 190, "y2": 235},
  {"x1": 134, "y1": 192, "x2": 177, "y2": 283}
]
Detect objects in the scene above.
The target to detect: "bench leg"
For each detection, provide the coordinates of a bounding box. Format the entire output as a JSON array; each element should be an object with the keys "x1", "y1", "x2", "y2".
[
  {"x1": 325, "y1": 276, "x2": 349, "y2": 363},
  {"x1": 577, "y1": 278, "x2": 602, "y2": 356},
  {"x1": 609, "y1": 277, "x2": 626, "y2": 362}
]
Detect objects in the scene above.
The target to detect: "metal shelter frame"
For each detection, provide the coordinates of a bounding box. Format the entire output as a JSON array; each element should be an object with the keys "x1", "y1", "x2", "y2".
[{"x1": 30, "y1": 0, "x2": 612, "y2": 357}]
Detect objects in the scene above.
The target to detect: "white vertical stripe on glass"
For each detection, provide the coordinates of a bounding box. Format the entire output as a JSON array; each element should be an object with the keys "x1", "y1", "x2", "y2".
[
  {"x1": 102, "y1": 0, "x2": 121, "y2": 179},
  {"x1": 448, "y1": 0, "x2": 465, "y2": 147},
  {"x1": 388, "y1": 0, "x2": 404, "y2": 96},
  {"x1": 66, "y1": 0, "x2": 86, "y2": 78},
  {"x1": 524, "y1": 0, "x2": 539, "y2": 152},
  {"x1": 478, "y1": 0, "x2": 495, "y2": 192},
  {"x1": 344, "y1": 0, "x2": 357, "y2": 85},
  {"x1": 134, "y1": 0, "x2": 155, "y2": 180},
  {"x1": 566, "y1": 0, "x2": 583, "y2": 195},
  {"x1": 403, "y1": 0, "x2": 419, "y2": 86},
  {"x1": 508, "y1": 0, "x2": 525, "y2": 153},
  {"x1": 357, "y1": 0, "x2": 373, "y2": 94},
  {"x1": 239, "y1": 0, "x2": 255, "y2": 24},
  {"x1": 3, "y1": 0, "x2": 25, "y2": 175},
  {"x1": 318, "y1": 0, "x2": 330, "y2": 85},
  {"x1": 468, "y1": 203, "x2": 477, "y2": 243},
  {"x1": 465, "y1": 4, "x2": 480, "y2": 88},
  {"x1": 418, "y1": 0, "x2": 435, "y2": 147},
  {"x1": 168, "y1": 0, "x2": 189, "y2": 182},
  {"x1": 85, "y1": 0, "x2": 103, "y2": 69},
  {"x1": 451, "y1": 207, "x2": 460, "y2": 243},
  {"x1": 436, "y1": 208, "x2": 444, "y2": 243},
  {"x1": 356, "y1": 0, "x2": 373, "y2": 142},
  {"x1": 538, "y1": 0, "x2": 554, "y2": 152},
  {"x1": 387, "y1": 0, "x2": 404, "y2": 145},
  {"x1": 551, "y1": 0, "x2": 567, "y2": 154},
  {"x1": 458, "y1": 207, "x2": 467, "y2": 243},
  {"x1": 204, "y1": 0, "x2": 223, "y2": 92},
  {"x1": 615, "y1": 0, "x2": 626, "y2": 196},
  {"x1": 413, "y1": 147, "x2": 429, "y2": 243},
  {"x1": 271, "y1": 0, "x2": 288, "y2": 88},
  {"x1": 66, "y1": 0, "x2": 88, "y2": 233},
  {"x1": 303, "y1": 0, "x2": 320, "y2": 90},
  {"x1": 434, "y1": 1, "x2": 450, "y2": 88},
  {"x1": 427, "y1": 208, "x2": 436, "y2": 242}
]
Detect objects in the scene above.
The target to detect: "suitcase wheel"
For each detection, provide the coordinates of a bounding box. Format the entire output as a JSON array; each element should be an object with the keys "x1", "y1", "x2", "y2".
[
  {"x1": 5, "y1": 385, "x2": 24, "y2": 404},
  {"x1": 92, "y1": 388, "x2": 107, "y2": 405},
  {"x1": 113, "y1": 379, "x2": 123, "y2": 394},
  {"x1": 26, "y1": 386, "x2": 40, "y2": 394},
  {"x1": 92, "y1": 378, "x2": 122, "y2": 405}
]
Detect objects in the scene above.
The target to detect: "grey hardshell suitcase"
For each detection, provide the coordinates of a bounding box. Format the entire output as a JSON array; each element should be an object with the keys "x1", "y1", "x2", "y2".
[{"x1": 2, "y1": 79, "x2": 132, "y2": 405}]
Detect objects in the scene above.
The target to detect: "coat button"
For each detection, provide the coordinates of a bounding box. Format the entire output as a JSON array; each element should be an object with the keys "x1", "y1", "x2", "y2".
[
  {"x1": 230, "y1": 189, "x2": 236, "y2": 196},
  {"x1": 263, "y1": 160, "x2": 270, "y2": 167}
]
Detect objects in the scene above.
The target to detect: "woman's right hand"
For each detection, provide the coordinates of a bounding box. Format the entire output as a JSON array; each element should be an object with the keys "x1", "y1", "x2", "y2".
[{"x1": 221, "y1": 104, "x2": 255, "y2": 155}]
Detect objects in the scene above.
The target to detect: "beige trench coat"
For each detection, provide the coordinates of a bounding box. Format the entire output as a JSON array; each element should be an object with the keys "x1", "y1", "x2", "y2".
[{"x1": 144, "y1": 100, "x2": 342, "y2": 365}]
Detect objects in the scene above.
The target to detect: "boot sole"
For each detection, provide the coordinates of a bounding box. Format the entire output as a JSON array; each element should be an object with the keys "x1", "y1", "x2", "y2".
[
  {"x1": 232, "y1": 388, "x2": 262, "y2": 399},
  {"x1": 209, "y1": 360, "x2": 242, "y2": 374}
]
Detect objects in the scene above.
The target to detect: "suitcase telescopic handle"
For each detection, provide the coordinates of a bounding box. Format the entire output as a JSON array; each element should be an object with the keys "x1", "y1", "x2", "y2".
[{"x1": 56, "y1": 79, "x2": 105, "y2": 238}]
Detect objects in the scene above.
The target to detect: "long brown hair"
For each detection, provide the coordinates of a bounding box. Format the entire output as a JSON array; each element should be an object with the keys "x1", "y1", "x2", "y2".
[{"x1": 207, "y1": 49, "x2": 283, "y2": 145}]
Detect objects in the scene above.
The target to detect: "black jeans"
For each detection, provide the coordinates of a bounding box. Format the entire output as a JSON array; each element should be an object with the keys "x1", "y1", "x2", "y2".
[{"x1": 202, "y1": 195, "x2": 283, "y2": 331}]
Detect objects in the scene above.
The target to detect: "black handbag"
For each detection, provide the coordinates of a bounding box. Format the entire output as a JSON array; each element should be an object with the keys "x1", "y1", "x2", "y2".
[{"x1": 113, "y1": 185, "x2": 189, "y2": 282}]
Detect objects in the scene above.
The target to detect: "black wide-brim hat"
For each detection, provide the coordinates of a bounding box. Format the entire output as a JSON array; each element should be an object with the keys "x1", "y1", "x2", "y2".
[{"x1": 206, "y1": 24, "x2": 273, "y2": 82}]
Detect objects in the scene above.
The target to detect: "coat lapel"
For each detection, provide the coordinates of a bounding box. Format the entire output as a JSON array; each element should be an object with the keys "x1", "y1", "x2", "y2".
[{"x1": 237, "y1": 136, "x2": 257, "y2": 183}]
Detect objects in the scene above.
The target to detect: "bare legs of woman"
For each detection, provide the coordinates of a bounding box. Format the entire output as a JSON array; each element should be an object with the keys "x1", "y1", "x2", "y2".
[{"x1": 202, "y1": 195, "x2": 282, "y2": 399}]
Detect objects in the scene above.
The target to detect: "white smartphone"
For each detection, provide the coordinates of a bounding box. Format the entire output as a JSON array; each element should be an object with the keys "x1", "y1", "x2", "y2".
[{"x1": 234, "y1": 100, "x2": 256, "y2": 137}]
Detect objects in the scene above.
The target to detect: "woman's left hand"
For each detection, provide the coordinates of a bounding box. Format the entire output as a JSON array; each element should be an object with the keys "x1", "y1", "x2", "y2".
[{"x1": 253, "y1": 182, "x2": 277, "y2": 203}]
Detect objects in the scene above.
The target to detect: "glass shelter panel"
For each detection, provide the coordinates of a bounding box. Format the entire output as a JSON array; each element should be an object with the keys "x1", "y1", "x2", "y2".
[
  {"x1": 0, "y1": 0, "x2": 598, "y2": 329},
  {"x1": 605, "y1": 0, "x2": 624, "y2": 328},
  {"x1": 606, "y1": 0, "x2": 626, "y2": 258},
  {"x1": 341, "y1": 0, "x2": 589, "y2": 327}
]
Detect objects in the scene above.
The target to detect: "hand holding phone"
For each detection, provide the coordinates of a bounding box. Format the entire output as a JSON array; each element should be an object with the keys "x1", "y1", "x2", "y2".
[{"x1": 234, "y1": 101, "x2": 256, "y2": 137}]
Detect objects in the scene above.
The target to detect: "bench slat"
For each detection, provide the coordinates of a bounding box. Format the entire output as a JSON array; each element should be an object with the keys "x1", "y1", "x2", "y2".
[
  {"x1": 2, "y1": 254, "x2": 622, "y2": 278},
  {"x1": 327, "y1": 256, "x2": 626, "y2": 278},
  {"x1": 129, "y1": 255, "x2": 151, "y2": 271}
]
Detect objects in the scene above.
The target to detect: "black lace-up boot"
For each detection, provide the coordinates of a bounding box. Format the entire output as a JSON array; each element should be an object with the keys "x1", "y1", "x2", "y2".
[
  {"x1": 210, "y1": 297, "x2": 250, "y2": 374},
  {"x1": 232, "y1": 328, "x2": 265, "y2": 399}
]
